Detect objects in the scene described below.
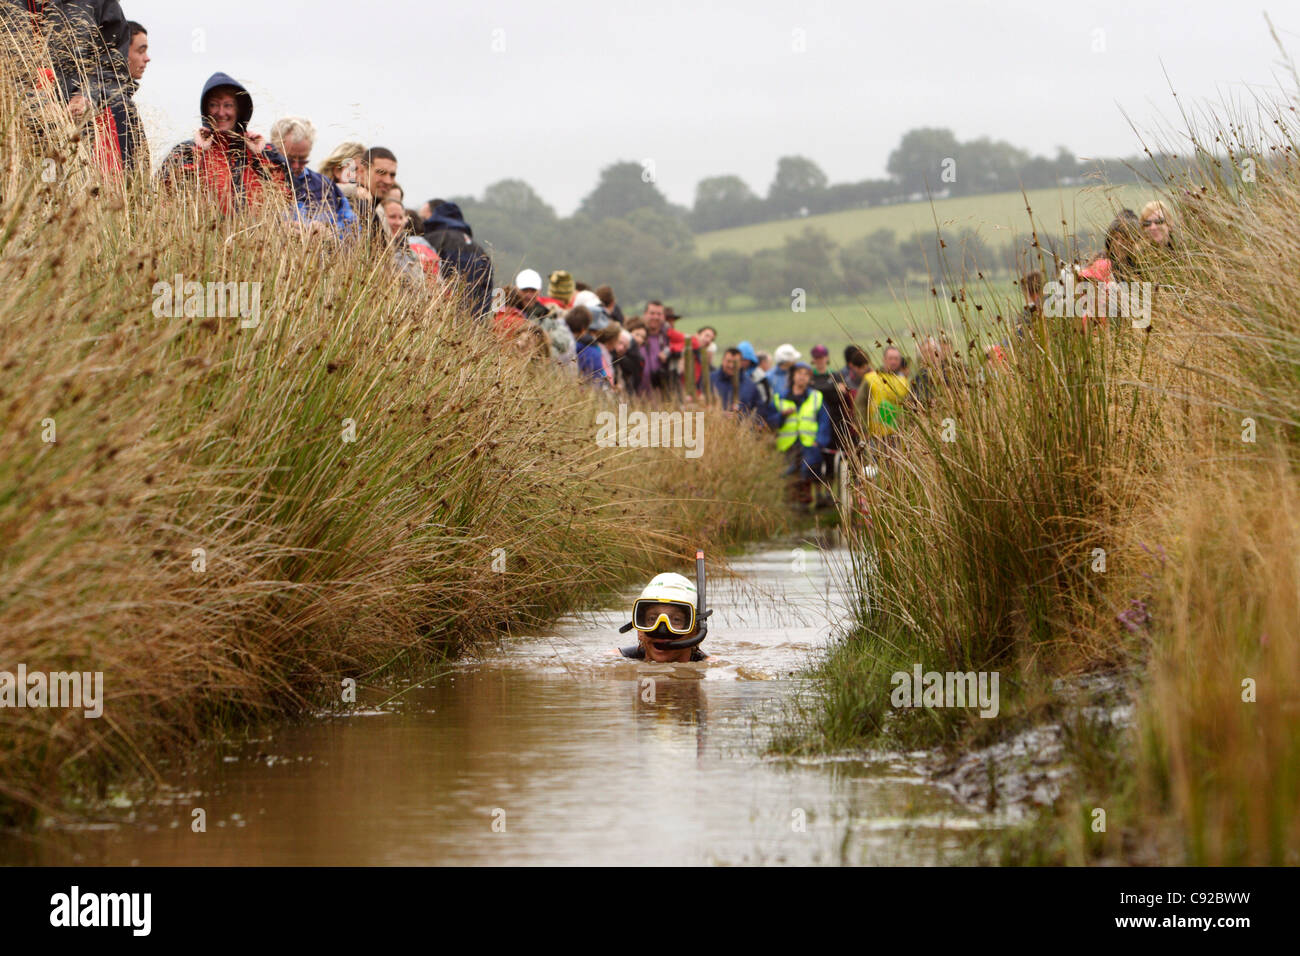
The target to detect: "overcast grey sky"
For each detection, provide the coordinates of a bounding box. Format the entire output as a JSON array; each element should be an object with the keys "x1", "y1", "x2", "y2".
[{"x1": 127, "y1": 0, "x2": 1298, "y2": 214}]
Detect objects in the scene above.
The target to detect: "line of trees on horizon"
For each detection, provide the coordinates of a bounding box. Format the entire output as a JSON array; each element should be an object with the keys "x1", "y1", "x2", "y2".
[
  {"x1": 689, "y1": 129, "x2": 1113, "y2": 231},
  {"x1": 459, "y1": 203, "x2": 1086, "y2": 312},
  {"x1": 448, "y1": 127, "x2": 1173, "y2": 308}
]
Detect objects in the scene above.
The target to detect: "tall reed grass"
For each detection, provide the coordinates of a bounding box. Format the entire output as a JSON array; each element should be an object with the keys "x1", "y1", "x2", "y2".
[
  {"x1": 784, "y1": 33, "x2": 1300, "y2": 864},
  {"x1": 0, "y1": 45, "x2": 787, "y2": 825}
]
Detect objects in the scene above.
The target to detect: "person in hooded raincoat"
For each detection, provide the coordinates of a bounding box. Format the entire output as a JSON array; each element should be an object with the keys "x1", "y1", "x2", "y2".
[{"x1": 157, "y1": 71, "x2": 290, "y2": 215}]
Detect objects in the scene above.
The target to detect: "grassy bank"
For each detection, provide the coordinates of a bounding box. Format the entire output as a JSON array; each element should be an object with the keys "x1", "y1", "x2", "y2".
[
  {"x1": 683, "y1": 289, "x2": 1009, "y2": 371},
  {"x1": 779, "y1": 77, "x2": 1300, "y2": 864},
  {"x1": 694, "y1": 184, "x2": 1148, "y2": 257},
  {"x1": 683, "y1": 298, "x2": 913, "y2": 363},
  {"x1": 0, "y1": 55, "x2": 788, "y2": 825}
]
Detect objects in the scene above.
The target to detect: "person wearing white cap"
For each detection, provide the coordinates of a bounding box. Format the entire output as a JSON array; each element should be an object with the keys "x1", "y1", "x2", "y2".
[
  {"x1": 513, "y1": 267, "x2": 574, "y2": 364},
  {"x1": 768, "y1": 343, "x2": 801, "y2": 398},
  {"x1": 515, "y1": 269, "x2": 544, "y2": 312}
]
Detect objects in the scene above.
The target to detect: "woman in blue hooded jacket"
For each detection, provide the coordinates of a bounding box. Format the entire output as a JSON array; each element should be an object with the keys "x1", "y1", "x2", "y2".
[{"x1": 157, "y1": 72, "x2": 290, "y2": 214}]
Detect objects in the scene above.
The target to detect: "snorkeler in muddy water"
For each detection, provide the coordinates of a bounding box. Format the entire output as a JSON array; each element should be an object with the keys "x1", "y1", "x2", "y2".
[{"x1": 615, "y1": 551, "x2": 713, "y2": 663}]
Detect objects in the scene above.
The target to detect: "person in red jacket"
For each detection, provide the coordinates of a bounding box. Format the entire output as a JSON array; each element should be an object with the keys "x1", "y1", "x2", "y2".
[
  {"x1": 493, "y1": 286, "x2": 530, "y2": 340},
  {"x1": 7, "y1": 1, "x2": 144, "y2": 173},
  {"x1": 87, "y1": 15, "x2": 148, "y2": 177},
  {"x1": 157, "y1": 72, "x2": 290, "y2": 215}
]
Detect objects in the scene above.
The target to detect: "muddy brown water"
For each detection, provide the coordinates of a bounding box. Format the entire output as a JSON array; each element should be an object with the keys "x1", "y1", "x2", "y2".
[{"x1": 4, "y1": 543, "x2": 994, "y2": 865}]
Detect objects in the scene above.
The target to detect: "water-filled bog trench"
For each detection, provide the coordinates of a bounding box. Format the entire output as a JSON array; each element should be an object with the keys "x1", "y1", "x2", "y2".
[{"x1": 7, "y1": 544, "x2": 991, "y2": 865}]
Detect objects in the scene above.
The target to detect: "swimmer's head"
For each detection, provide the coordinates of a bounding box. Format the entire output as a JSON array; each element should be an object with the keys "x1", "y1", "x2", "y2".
[{"x1": 632, "y1": 573, "x2": 699, "y2": 663}]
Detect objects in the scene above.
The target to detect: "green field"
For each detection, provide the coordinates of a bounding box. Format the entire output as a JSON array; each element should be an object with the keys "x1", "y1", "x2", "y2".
[
  {"x1": 682, "y1": 292, "x2": 974, "y2": 365},
  {"x1": 694, "y1": 184, "x2": 1150, "y2": 257}
]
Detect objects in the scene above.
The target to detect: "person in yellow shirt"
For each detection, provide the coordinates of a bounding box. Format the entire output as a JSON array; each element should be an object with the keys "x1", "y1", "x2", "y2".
[{"x1": 854, "y1": 346, "x2": 910, "y2": 442}]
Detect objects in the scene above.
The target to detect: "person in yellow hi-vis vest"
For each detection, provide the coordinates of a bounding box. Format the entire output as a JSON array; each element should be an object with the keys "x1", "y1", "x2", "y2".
[
  {"x1": 776, "y1": 363, "x2": 833, "y2": 507},
  {"x1": 854, "y1": 346, "x2": 910, "y2": 443}
]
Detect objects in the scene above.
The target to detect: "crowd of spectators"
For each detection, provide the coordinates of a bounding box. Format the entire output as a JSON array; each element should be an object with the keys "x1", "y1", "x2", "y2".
[{"x1": 9, "y1": 4, "x2": 1177, "y2": 509}]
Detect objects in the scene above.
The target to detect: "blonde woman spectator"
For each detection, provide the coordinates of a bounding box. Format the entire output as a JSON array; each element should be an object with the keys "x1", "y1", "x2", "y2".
[
  {"x1": 378, "y1": 197, "x2": 424, "y2": 284},
  {"x1": 380, "y1": 197, "x2": 408, "y2": 238},
  {"x1": 1139, "y1": 200, "x2": 1174, "y2": 249},
  {"x1": 317, "y1": 140, "x2": 365, "y2": 201}
]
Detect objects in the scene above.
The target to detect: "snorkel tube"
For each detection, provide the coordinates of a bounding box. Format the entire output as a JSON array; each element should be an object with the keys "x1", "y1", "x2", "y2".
[{"x1": 651, "y1": 551, "x2": 710, "y2": 651}]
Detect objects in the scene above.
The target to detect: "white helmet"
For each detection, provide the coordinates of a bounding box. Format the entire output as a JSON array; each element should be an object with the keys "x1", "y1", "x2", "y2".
[
  {"x1": 515, "y1": 268, "x2": 542, "y2": 292},
  {"x1": 633, "y1": 572, "x2": 698, "y2": 635}
]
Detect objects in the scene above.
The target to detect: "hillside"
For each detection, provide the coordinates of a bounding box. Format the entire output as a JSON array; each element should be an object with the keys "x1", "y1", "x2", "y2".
[
  {"x1": 688, "y1": 297, "x2": 919, "y2": 360},
  {"x1": 694, "y1": 184, "x2": 1150, "y2": 256}
]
